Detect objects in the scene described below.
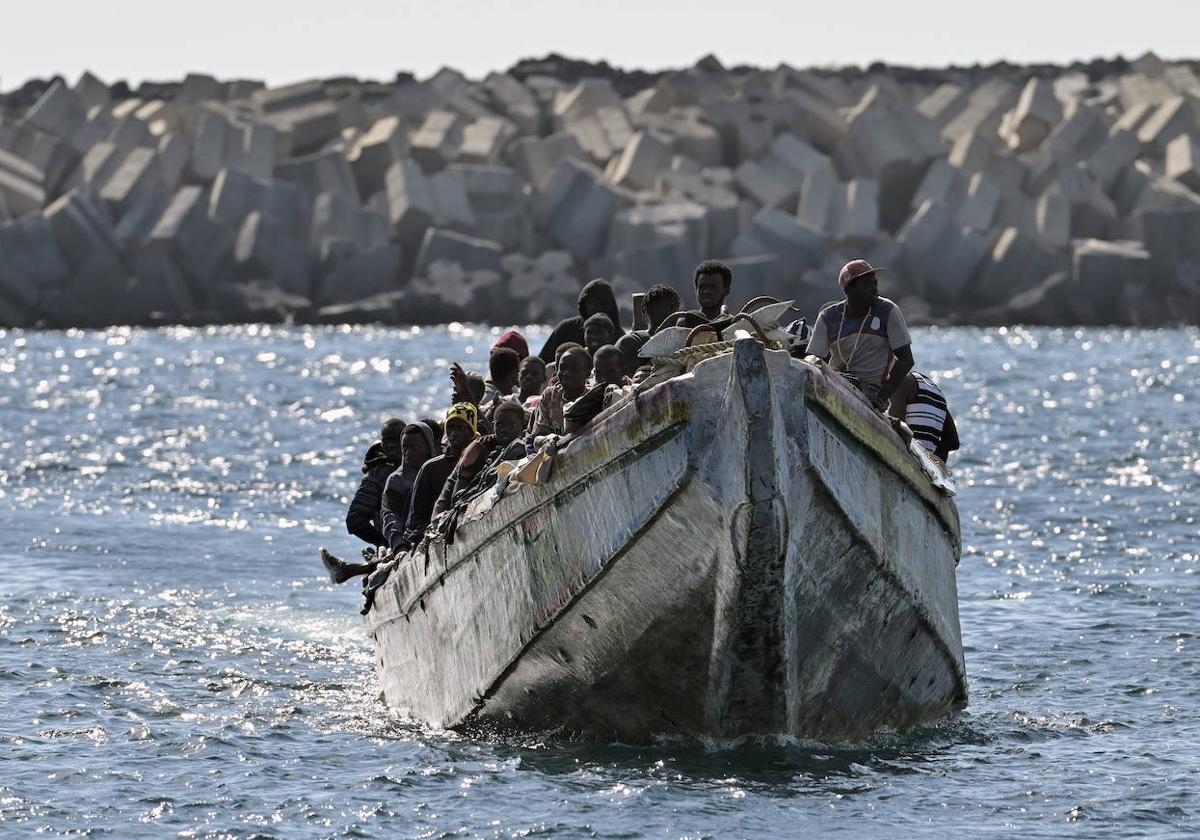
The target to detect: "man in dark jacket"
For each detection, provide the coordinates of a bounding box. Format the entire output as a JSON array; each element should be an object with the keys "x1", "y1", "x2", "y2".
[
  {"x1": 538, "y1": 279, "x2": 625, "y2": 362},
  {"x1": 345, "y1": 418, "x2": 406, "y2": 547}
]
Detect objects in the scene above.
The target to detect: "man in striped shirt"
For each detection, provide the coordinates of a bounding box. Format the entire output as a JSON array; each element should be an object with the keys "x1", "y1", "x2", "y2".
[
  {"x1": 805, "y1": 259, "x2": 914, "y2": 412},
  {"x1": 890, "y1": 371, "x2": 960, "y2": 463}
]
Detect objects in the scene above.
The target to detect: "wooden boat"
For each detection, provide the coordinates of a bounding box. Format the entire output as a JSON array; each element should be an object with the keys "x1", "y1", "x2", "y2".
[{"x1": 364, "y1": 335, "x2": 966, "y2": 742}]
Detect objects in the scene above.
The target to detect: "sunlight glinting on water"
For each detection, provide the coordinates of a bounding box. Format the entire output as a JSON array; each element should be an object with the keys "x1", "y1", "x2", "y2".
[{"x1": 0, "y1": 324, "x2": 1196, "y2": 837}]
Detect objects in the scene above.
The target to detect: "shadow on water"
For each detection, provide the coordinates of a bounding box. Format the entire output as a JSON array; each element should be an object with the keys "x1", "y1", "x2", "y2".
[{"x1": 414, "y1": 712, "x2": 996, "y2": 792}]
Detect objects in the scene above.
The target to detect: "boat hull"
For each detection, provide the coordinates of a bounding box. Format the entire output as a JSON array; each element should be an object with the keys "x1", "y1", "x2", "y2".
[{"x1": 366, "y1": 339, "x2": 965, "y2": 741}]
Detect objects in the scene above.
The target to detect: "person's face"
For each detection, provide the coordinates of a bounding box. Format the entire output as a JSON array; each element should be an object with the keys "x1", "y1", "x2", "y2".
[
  {"x1": 845, "y1": 272, "x2": 878, "y2": 310},
  {"x1": 582, "y1": 297, "x2": 606, "y2": 318},
  {"x1": 445, "y1": 418, "x2": 473, "y2": 453},
  {"x1": 400, "y1": 430, "x2": 431, "y2": 469},
  {"x1": 696, "y1": 272, "x2": 728, "y2": 312},
  {"x1": 584, "y1": 324, "x2": 613, "y2": 354},
  {"x1": 518, "y1": 361, "x2": 546, "y2": 398},
  {"x1": 381, "y1": 428, "x2": 406, "y2": 462},
  {"x1": 594, "y1": 353, "x2": 624, "y2": 387},
  {"x1": 646, "y1": 297, "x2": 680, "y2": 331},
  {"x1": 493, "y1": 411, "x2": 525, "y2": 446},
  {"x1": 557, "y1": 354, "x2": 590, "y2": 392}
]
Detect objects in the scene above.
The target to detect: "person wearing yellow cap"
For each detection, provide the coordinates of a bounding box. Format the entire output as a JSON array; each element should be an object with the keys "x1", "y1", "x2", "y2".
[
  {"x1": 434, "y1": 399, "x2": 529, "y2": 517},
  {"x1": 398, "y1": 402, "x2": 478, "y2": 547},
  {"x1": 806, "y1": 259, "x2": 914, "y2": 412}
]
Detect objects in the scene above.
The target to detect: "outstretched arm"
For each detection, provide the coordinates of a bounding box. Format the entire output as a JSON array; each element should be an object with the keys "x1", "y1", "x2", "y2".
[
  {"x1": 888, "y1": 371, "x2": 918, "y2": 417},
  {"x1": 874, "y1": 344, "x2": 914, "y2": 411},
  {"x1": 449, "y1": 361, "x2": 471, "y2": 403}
]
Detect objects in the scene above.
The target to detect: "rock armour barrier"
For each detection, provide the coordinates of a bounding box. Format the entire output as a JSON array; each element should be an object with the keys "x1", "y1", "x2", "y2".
[{"x1": 2, "y1": 53, "x2": 1199, "y2": 329}]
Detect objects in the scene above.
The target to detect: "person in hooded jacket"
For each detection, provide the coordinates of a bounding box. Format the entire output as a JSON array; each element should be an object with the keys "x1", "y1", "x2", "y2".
[
  {"x1": 538, "y1": 279, "x2": 625, "y2": 363},
  {"x1": 345, "y1": 418, "x2": 406, "y2": 547},
  {"x1": 380, "y1": 419, "x2": 441, "y2": 552}
]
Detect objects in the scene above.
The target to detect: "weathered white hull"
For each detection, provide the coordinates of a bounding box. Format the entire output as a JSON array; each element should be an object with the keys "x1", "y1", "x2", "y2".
[{"x1": 365, "y1": 339, "x2": 965, "y2": 741}]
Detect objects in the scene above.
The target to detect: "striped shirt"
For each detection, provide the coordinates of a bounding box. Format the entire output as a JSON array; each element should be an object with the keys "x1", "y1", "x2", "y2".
[{"x1": 905, "y1": 372, "x2": 949, "y2": 454}]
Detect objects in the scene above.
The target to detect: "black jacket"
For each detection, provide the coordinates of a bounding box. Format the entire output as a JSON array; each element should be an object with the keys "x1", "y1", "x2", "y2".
[
  {"x1": 616, "y1": 328, "x2": 651, "y2": 376},
  {"x1": 380, "y1": 463, "x2": 421, "y2": 552},
  {"x1": 345, "y1": 442, "x2": 399, "y2": 547},
  {"x1": 538, "y1": 279, "x2": 625, "y2": 362},
  {"x1": 401, "y1": 453, "x2": 459, "y2": 545}
]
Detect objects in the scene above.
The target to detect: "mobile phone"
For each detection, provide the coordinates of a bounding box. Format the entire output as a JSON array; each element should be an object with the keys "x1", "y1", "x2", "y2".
[{"x1": 631, "y1": 293, "x2": 647, "y2": 330}]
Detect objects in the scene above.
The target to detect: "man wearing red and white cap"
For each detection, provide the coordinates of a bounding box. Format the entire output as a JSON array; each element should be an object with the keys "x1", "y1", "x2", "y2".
[{"x1": 805, "y1": 259, "x2": 914, "y2": 412}]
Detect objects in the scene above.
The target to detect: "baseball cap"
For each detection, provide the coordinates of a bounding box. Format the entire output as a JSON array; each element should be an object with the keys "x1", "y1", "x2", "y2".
[
  {"x1": 493, "y1": 330, "x2": 529, "y2": 359},
  {"x1": 838, "y1": 259, "x2": 888, "y2": 289}
]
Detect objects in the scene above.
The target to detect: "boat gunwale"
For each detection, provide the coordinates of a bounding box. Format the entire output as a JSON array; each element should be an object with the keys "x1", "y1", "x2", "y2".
[
  {"x1": 805, "y1": 398, "x2": 961, "y2": 551},
  {"x1": 800, "y1": 361, "x2": 960, "y2": 536}
]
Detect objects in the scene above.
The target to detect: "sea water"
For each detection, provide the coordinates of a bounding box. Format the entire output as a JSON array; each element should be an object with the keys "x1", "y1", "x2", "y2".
[{"x1": 1, "y1": 324, "x2": 1196, "y2": 838}]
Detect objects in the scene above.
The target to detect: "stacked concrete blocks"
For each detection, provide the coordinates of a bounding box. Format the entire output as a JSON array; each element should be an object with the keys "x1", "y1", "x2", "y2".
[{"x1": 4, "y1": 53, "x2": 1200, "y2": 327}]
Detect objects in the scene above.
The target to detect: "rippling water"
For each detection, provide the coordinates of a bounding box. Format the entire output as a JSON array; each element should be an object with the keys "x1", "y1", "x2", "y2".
[{"x1": 1, "y1": 324, "x2": 1197, "y2": 838}]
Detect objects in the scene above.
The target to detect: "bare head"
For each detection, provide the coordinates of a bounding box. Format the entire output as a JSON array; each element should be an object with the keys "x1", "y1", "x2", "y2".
[
  {"x1": 489, "y1": 347, "x2": 521, "y2": 395},
  {"x1": 492, "y1": 401, "x2": 527, "y2": 446},
  {"x1": 380, "y1": 417, "x2": 407, "y2": 462},
  {"x1": 592, "y1": 344, "x2": 625, "y2": 387},
  {"x1": 517, "y1": 356, "x2": 547, "y2": 400},
  {"x1": 554, "y1": 341, "x2": 583, "y2": 369},
  {"x1": 693, "y1": 259, "x2": 732, "y2": 317},
  {"x1": 557, "y1": 347, "x2": 592, "y2": 393},
  {"x1": 645, "y1": 284, "x2": 682, "y2": 332}
]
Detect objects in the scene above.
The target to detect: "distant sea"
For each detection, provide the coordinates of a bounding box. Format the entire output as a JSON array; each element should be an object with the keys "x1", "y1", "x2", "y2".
[{"x1": 1, "y1": 324, "x2": 1196, "y2": 838}]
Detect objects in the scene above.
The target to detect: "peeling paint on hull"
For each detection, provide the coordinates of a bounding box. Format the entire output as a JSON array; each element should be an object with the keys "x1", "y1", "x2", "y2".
[{"x1": 365, "y1": 339, "x2": 966, "y2": 742}]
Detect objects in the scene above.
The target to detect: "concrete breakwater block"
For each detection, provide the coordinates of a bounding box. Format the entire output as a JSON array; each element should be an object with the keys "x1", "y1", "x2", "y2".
[
  {"x1": 148, "y1": 185, "x2": 233, "y2": 287},
  {"x1": 316, "y1": 243, "x2": 402, "y2": 305},
  {"x1": 413, "y1": 227, "x2": 502, "y2": 277},
  {"x1": 536, "y1": 158, "x2": 626, "y2": 262},
  {"x1": 100, "y1": 147, "x2": 161, "y2": 215},
  {"x1": 1165, "y1": 133, "x2": 1200, "y2": 192},
  {"x1": 42, "y1": 187, "x2": 119, "y2": 269},
  {"x1": 348, "y1": 116, "x2": 406, "y2": 197},
  {"x1": 410, "y1": 110, "x2": 463, "y2": 172},
  {"x1": 0, "y1": 149, "x2": 47, "y2": 217},
  {"x1": 1002, "y1": 78, "x2": 1062, "y2": 153},
  {"x1": 0, "y1": 215, "x2": 68, "y2": 321}
]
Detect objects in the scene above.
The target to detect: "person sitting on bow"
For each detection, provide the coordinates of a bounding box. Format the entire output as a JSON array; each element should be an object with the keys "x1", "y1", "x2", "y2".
[{"x1": 805, "y1": 259, "x2": 914, "y2": 413}]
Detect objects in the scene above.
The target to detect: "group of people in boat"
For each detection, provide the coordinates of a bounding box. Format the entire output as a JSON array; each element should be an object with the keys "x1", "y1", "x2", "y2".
[{"x1": 324, "y1": 257, "x2": 959, "y2": 595}]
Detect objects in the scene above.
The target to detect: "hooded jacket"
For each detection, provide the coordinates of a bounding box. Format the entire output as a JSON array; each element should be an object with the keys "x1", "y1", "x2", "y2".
[
  {"x1": 538, "y1": 279, "x2": 625, "y2": 362},
  {"x1": 345, "y1": 442, "x2": 400, "y2": 546},
  {"x1": 380, "y1": 462, "x2": 422, "y2": 552}
]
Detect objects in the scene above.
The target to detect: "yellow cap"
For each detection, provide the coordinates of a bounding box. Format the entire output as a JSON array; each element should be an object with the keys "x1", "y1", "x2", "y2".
[{"x1": 445, "y1": 402, "x2": 478, "y2": 435}]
